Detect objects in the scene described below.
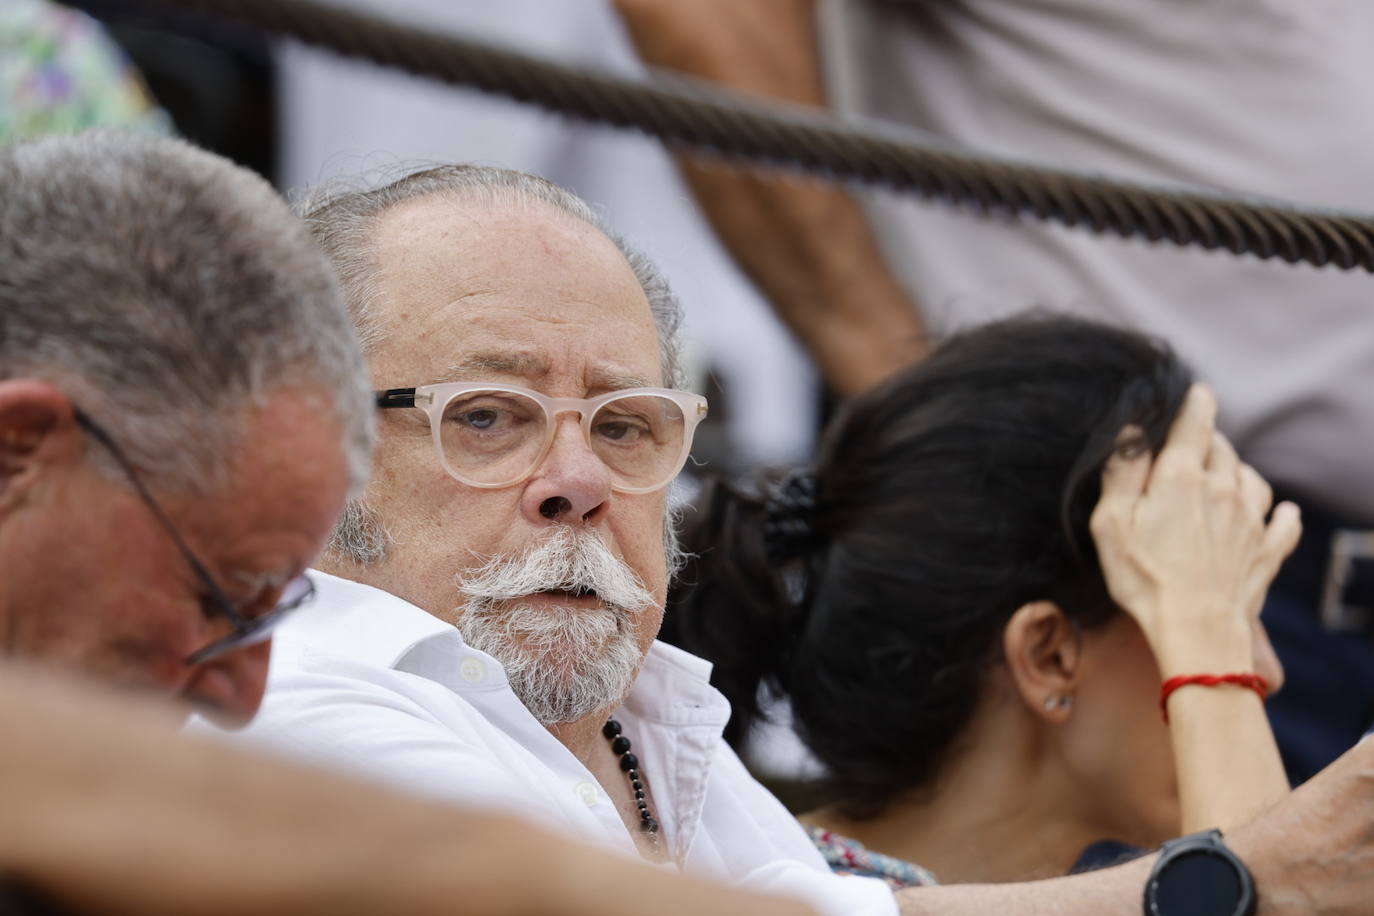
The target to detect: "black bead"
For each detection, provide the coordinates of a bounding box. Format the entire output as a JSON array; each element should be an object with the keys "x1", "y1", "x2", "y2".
[{"x1": 604, "y1": 722, "x2": 659, "y2": 838}]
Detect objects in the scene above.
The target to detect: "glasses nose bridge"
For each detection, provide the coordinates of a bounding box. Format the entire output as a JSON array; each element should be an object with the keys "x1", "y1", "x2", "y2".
[
  {"x1": 547, "y1": 404, "x2": 589, "y2": 422},
  {"x1": 544, "y1": 399, "x2": 596, "y2": 441}
]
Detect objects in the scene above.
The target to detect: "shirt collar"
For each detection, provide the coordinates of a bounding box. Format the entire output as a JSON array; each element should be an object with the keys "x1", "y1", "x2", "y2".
[
  {"x1": 283, "y1": 569, "x2": 455, "y2": 668},
  {"x1": 287, "y1": 569, "x2": 731, "y2": 727}
]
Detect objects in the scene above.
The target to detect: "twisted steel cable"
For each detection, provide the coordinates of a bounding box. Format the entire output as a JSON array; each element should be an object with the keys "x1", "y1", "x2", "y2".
[{"x1": 151, "y1": 0, "x2": 1374, "y2": 272}]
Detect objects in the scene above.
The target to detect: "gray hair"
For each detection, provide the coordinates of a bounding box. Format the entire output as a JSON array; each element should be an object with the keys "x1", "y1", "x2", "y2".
[
  {"x1": 0, "y1": 130, "x2": 373, "y2": 494},
  {"x1": 297, "y1": 164, "x2": 686, "y2": 567}
]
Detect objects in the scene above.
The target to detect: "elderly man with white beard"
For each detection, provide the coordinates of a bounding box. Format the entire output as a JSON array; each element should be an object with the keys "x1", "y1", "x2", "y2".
[
  {"x1": 213, "y1": 163, "x2": 840, "y2": 885},
  {"x1": 208, "y1": 163, "x2": 1374, "y2": 916}
]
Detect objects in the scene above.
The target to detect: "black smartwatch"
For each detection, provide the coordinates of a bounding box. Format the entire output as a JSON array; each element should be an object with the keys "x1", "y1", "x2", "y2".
[{"x1": 1143, "y1": 829, "x2": 1257, "y2": 916}]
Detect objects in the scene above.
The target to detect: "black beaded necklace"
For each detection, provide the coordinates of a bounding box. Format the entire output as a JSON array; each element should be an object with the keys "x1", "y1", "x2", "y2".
[{"x1": 602, "y1": 718, "x2": 660, "y2": 848}]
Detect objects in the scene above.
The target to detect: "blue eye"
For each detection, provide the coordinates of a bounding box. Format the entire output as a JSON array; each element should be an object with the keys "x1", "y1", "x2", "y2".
[{"x1": 463, "y1": 409, "x2": 499, "y2": 429}]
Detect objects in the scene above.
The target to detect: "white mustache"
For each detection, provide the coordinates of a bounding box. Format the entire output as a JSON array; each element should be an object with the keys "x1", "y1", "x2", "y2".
[{"x1": 457, "y1": 526, "x2": 655, "y2": 614}]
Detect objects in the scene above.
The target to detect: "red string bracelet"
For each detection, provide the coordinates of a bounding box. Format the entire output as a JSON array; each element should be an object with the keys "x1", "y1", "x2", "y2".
[{"x1": 1159, "y1": 673, "x2": 1270, "y2": 723}]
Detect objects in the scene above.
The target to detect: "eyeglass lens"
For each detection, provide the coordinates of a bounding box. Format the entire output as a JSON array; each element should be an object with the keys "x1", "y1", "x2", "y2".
[{"x1": 438, "y1": 389, "x2": 688, "y2": 489}]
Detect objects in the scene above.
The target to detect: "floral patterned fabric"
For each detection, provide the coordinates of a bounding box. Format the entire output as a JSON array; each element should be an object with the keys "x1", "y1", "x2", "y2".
[
  {"x1": 1, "y1": 0, "x2": 169, "y2": 142},
  {"x1": 806, "y1": 824, "x2": 939, "y2": 890}
]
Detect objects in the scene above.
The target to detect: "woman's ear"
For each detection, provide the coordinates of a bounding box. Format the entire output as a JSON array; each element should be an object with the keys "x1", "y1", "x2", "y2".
[{"x1": 1002, "y1": 600, "x2": 1083, "y2": 723}]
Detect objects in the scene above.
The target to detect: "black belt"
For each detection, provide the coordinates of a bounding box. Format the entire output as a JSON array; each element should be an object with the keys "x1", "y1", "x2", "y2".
[{"x1": 1270, "y1": 484, "x2": 1374, "y2": 637}]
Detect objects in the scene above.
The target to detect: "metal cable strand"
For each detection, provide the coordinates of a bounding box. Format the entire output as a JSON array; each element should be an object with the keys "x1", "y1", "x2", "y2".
[{"x1": 154, "y1": 0, "x2": 1374, "y2": 272}]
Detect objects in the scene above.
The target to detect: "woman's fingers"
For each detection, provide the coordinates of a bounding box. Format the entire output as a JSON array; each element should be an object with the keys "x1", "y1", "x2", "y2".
[
  {"x1": 1204, "y1": 430, "x2": 1241, "y2": 480},
  {"x1": 1239, "y1": 462, "x2": 1275, "y2": 519},
  {"x1": 1261, "y1": 501, "x2": 1303, "y2": 571},
  {"x1": 1151, "y1": 384, "x2": 1218, "y2": 483},
  {"x1": 1238, "y1": 500, "x2": 1303, "y2": 620},
  {"x1": 1098, "y1": 426, "x2": 1153, "y2": 506}
]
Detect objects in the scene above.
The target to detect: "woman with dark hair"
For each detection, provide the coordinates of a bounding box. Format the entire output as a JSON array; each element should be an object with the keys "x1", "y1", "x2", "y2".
[{"x1": 665, "y1": 314, "x2": 1299, "y2": 886}]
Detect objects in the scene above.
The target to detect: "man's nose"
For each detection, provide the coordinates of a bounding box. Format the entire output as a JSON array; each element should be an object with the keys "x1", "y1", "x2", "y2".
[
  {"x1": 184, "y1": 639, "x2": 273, "y2": 726},
  {"x1": 521, "y1": 415, "x2": 613, "y2": 525}
]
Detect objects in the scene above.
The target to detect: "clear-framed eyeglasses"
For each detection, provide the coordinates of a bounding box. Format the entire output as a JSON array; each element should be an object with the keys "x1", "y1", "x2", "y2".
[{"x1": 375, "y1": 383, "x2": 708, "y2": 494}]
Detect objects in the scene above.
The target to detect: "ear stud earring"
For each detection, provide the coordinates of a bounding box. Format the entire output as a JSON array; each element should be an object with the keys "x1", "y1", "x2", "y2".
[{"x1": 1043, "y1": 695, "x2": 1073, "y2": 712}]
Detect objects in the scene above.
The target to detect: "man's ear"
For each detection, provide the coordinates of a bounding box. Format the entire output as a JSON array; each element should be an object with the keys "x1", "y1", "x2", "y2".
[
  {"x1": 0, "y1": 380, "x2": 79, "y2": 503},
  {"x1": 1002, "y1": 600, "x2": 1083, "y2": 723}
]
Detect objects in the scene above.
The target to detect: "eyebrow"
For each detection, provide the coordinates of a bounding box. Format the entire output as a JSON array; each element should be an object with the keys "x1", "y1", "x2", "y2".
[
  {"x1": 434, "y1": 353, "x2": 653, "y2": 392},
  {"x1": 438, "y1": 352, "x2": 548, "y2": 383}
]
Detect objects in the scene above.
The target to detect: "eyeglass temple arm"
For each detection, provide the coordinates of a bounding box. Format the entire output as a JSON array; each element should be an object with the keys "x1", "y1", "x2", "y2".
[
  {"x1": 374, "y1": 388, "x2": 417, "y2": 409},
  {"x1": 72, "y1": 410, "x2": 243, "y2": 625}
]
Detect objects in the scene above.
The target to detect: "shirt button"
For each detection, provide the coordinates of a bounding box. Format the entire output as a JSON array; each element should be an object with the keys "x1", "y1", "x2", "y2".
[
  {"x1": 574, "y1": 781, "x2": 599, "y2": 807},
  {"x1": 459, "y1": 657, "x2": 486, "y2": 684}
]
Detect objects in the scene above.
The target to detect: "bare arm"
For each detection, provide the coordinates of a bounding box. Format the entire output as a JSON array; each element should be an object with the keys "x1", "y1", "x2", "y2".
[
  {"x1": 892, "y1": 737, "x2": 1374, "y2": 915},
  {"x1": 7, "y1": 665, "x2": 1374, "y2": 915},
  {"x1": 894, "y1": 859, "x2": 1148, "y2": 915},
  {"x1": 612, "y1": 0, "x2": 928, "y2": 395},
  {"x1": 0, "y1": 665, "x2": 813, "y2": 916},
  {"x1": 1091, "y1": 386, "x2": 1298, "y2": 832},
  {"x1": 1228, "y1": 735, "x2": 1374, "y2": 915}
]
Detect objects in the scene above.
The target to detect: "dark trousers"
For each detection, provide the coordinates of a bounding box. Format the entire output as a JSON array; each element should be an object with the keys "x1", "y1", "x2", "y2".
[
  {"x1": 1263, "y1": 487, "x2": 1374, "y2": 784},
  {"x1": 1264, "y1": 586, "x2": 1374, "y2": 784}
]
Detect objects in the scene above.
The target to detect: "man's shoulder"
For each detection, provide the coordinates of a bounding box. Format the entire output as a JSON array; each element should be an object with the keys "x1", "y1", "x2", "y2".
[
  {"x1": 229, "y1": 572, "x2": 510, "y2": 756},
  {"x1": 274, "y1": 570, "x2": 457, "y2": 669}
]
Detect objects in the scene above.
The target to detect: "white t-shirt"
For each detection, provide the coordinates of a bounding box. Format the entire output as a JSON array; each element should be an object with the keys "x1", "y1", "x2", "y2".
[
  {"x1": 819, "y1": 0, "x2": 1374, "y2": 514},
  {"x1": 201, "y1": 571, "x2": 896, "y2": 916}
]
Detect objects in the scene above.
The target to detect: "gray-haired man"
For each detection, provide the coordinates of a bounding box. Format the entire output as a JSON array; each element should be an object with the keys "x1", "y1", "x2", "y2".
[
  {"x1": 217, "y1": 162, "x2": 1374, "y2": 915},
  {"x1": 0, "y1": 129, "x2": 371, "y2": 720}
]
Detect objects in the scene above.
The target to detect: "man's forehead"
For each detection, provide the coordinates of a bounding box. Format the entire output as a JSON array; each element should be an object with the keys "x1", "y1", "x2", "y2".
[
  {"x1": 367, "y1": 195, "x2": 664, "y2": 390},
  {"x1": 375, "y1": 194, "x2": 611, "y2": 275}
]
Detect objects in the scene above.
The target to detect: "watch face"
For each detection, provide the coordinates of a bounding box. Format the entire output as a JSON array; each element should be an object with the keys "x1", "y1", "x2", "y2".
[{"x1": 1152, "y1": 849, "x2": 1243, "y2": 916}]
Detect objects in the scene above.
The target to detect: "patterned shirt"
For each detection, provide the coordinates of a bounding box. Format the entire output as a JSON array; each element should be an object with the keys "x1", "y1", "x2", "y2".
[
  {"x1": 1, "y1": 0, "x2": 170, "y2": 142},
  {"x1": 806, "y1": 825, "x2": 939, "y2": 890}
]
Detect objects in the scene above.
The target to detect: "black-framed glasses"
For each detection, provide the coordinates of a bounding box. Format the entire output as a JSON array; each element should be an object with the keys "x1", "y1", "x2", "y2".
[{"x1": 73, "y1": 409, "x2": 316, "y2": 666}]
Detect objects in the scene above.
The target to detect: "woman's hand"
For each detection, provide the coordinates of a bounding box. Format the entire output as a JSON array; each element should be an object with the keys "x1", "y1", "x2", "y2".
[
  {"x1": 1090, "y1": 384, "x2": 1301, "y2": 678},
  {"x1": 1091, "y1": 384, "x2": 1299, "y2": 832}
]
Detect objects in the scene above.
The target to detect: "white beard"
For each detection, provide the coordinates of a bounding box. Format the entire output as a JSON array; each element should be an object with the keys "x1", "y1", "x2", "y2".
[{"x1": 455, "y1": 526, "x2": 655, "y2": 726}]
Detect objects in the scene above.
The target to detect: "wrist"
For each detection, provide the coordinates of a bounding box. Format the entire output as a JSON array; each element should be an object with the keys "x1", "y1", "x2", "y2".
[
  {"x1": 1150, "y1": 612, "x2": 1253, "y2": 679},
  {"x1": 1160, "y1": 673, "x2": 1270, "y2": 724},
  {"x1": 1144, "y1": 829, "x2": 1257, "y2": 916}
]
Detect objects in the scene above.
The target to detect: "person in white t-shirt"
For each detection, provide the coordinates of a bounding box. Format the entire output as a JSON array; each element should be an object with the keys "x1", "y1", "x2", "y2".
[{"x1": 202, "y1": 161, "x2": 1374, "y2": 916}]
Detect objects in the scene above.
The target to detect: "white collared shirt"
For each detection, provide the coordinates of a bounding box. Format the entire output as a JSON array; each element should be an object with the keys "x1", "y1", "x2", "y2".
[{"x1": 205, "y1": 572, "x2": 896, "y2": 916}]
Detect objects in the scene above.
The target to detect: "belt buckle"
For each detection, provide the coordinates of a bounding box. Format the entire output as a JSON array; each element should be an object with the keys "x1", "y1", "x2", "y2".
[{"x1": 1320, "y1": 529, "x2": 1374, "y2": 633}]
